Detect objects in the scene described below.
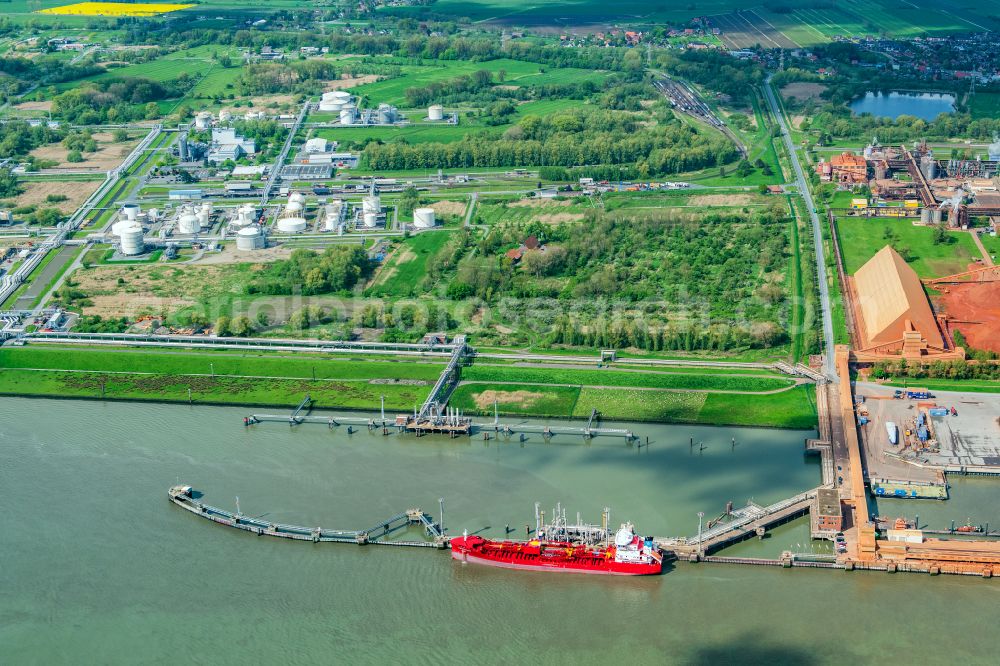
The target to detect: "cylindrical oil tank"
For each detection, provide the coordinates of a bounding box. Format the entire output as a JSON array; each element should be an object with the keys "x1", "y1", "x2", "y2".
[
  {"x1": 340, "y1": 105, "x2": 357, "y2": 125},
  {"x1": 119, "y1": 224, "x2": 144, "y2": 256},
  {"x1": 324, "y1": 203, "x2": 342, "y2": 231},
  {"x1": 362, "y1": 195, "x2": 380, "y2": 214},
  {"x1": 920, "y1": 208, "x2": 931, "y2": 224},
  {"x1": 277, "y1": 217, "x2": 307, "y2": 233},
  {"x1": 413, "y1": 207, "x2": 436, "y2": 228},
  {"x1": 178, "y1": 213, "x2": 201, "y2": 234},
  {"x1": 362, "y1": 212, "x2": 378, "y2": 228},
  {"x1": 236, "y1": 226, "x2": 265, "y2": 250},
  {"x1": 331, "y1": 90, "x2": 351, "y2": 104},
  {"x1": 289, "y1": 192, "x2": 305, "y2": 205},
  {"x1": 121, "y1": 203, "x2": 140, "y2": 221},
  {"x1": 111, "y1": 220, "x2": 133, "y2": 237},
  {"x1": 318, "y1": 100, "x2": 341, "y2": 112},
  {"x1": 377, "y1": 104, "x2": 395, "y2": 124},
  {"x1": 932, "y1": 208, "x2": 943, "y2": 224},
  {"x1": 428, "y1": 105, "x2": 444, "y2": 121},
  {"x1": 284, "y1": 200, "x2": 303, "y2": 214}
]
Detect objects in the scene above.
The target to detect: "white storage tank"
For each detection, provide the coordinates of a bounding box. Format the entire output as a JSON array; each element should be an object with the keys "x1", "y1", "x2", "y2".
[
  {"x1": 377, "y1": 104, "x2": 396, "y2": 124},
  {"x1": 323, "y1": 202, "x2": 342, "y2": 231},
  {"x1": 428, "y1": 105, "x2": 444, "y2": 121},
  {"x1": 289, "y1": 192, "x2": 305, "y2": 205},
  {"x1": 112, "y1": 220, "x2": 133, "y2": 237},
  {"x1": 277, "y1": 216, "x2": 307, "y2": 233},
  {"x1": 236, "y1": 226, "x2": 265, "y2": 250},
  {"x1": 413, "y1": 207, "x2": 436, "y2": 228},
  {"x1": 178, "y1": 213, "x2": 201, "y2": 234},
  {"x1": 147, "y1": 208, "x2": 159, "y2": 223},
  {"x1": 119, "y1": 224, "x2": 144, "y2": 256},
  {"x1": 362, "y1": 212, "x2": 378, "y2": 228},
  {"x1": 340, "y1": 105, "x2": 357, "y2": 125},
  {"x1": 194, "y1": 112, "x2": 212, "y2": 130},
  {"x1": 284, "y1": 200, "x2": 303, "y2": 214},
  {"x1": 121, "y1": 203, "x2": 140, "y2": 221},
  {"x1": 362, "y1": 195, "x2": 380, "y2": 214}
]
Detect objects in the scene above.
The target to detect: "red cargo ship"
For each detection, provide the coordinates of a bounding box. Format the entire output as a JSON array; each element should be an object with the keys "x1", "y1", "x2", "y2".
[{"x1": 451, "y1": 523, "x2": 663, "y2": 576}]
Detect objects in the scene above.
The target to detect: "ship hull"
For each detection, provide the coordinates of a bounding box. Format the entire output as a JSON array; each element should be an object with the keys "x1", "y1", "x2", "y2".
[
  {"x1": 451, "y1": 535, "x2": 662, "y2": 576},
  {"x1": 451, "y1": 549, "x2": 658, "y2": 575}
]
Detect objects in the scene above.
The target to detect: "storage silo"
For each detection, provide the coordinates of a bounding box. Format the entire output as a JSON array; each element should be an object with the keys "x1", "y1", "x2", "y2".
[
  {"x1": 340, "y1": 105, "x2": 357, "y2": 125},
  {"x1": 931, "y1": 208, "x2": 943, "y2": 224},
  {"x1": 920, "y1": 208, "x2": 931, "y2": 224},
  {"x1": 289, "y1": 192, "x2": 305, "y2": 205},
  {"x1": 194, "y1": 112, "x2": 212, "y2": 130},
  {"x1": 284, "y1": 200, "x2": 303, "y2": 214},
  {"x1": 428, "y1": 105, "x2": 444, "y2": 121},
  {"x1": 413, "y1": 207, "x2": 436, "y2": 228},
  {"x1": 178, "y1": 134, "x2": 190, "y2": 161},
  {"x1": 236, "y1": 226, "x2": 265, "y2": 250},
  {"x1": 362, "y1": 212, "x2": 378, "y2": 228},
  {"x1": 119, "y1": 224, "x2": 144, "y2": 256},
  {"x1": 277, "y1": 217, "x2": 307, "y2": 233}
]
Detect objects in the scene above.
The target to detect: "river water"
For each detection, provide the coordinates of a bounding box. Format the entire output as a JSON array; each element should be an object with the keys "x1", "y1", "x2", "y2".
[{"x1": 2, "y1": 398, "x2": 1000, "y2": 664}]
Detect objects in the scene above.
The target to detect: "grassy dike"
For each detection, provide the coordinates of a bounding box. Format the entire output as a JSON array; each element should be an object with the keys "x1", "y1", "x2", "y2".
[
  {"x1": 0, "y1": 346, "x2": 818, "y2": 428},
  {"x1": 450, "y1": 365, "x2": 818, "y2": 429},
  {"x1": 0, "y1": 346, "x2": 441, "y2": 411}
]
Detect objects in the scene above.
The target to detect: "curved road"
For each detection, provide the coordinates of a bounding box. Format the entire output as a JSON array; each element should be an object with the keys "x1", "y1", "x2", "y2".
[{"x1": 762, "y1": 77, "x2": 837, "y2": 379}]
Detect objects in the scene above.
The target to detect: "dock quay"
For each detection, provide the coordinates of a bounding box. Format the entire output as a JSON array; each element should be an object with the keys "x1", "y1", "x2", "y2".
[
  {"x1": 168, "y1": 485, "x2": 449, "y2": 548},
  {"x1": 658, "y1": 489, "x2": 819, "y2": 558}
]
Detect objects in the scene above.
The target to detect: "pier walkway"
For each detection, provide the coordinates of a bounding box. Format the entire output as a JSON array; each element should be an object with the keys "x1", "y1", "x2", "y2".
[
  {"x1": 169, "y1": 485, "x2": 447, "y2": 548},
  {"x1": 658, "y1": 489, "x2": 818, "y2": 557}
]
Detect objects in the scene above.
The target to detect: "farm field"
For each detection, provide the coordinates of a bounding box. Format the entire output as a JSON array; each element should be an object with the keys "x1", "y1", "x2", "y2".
[
  {"x1": 39, "y1": 2, "x2": 193, "y2": 16},
  {"x1": 380, "y1": 0, "x2": 1000, "y2": 40},
  {"x1": 834, "y1": 216, "x2": 982, "y2": 278}
]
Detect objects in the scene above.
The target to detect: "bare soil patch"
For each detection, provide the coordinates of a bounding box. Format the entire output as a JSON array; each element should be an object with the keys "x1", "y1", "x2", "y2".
[
  {"x1": 15, "y1": 180, "x2": 102, "y2": 214},
  {"x1": 935, "y1": 281, "x2": 1000, "y2": 353},
  {"x1": 326, "y1": 74, "x2": 379, "y2": 90},
  {"x1": 690, "y1": 194, "x2": 758, "y2": 207},
  {"x1": 509, "y1": 197, "x2": 573, "y2": 208},
  {"x1": 535, "y1": 212, "x2": 585, "y2": 224},
  {"x1": 780, "y1": 82, "x2": 826, "y2": 101},
  {"x1": 15, "y1": 101, "x2": 52, "y2": 111},
  {"x1": 428, "y1": 200, "x2": 466, "y2": 217},
  {"x1": 473, "y1": 389, "x2": 546, "y2": 409},
  {"x1": 31, "y1": 136, "x2": 138, "y2": 170},
  {"x1": 72, "y1": 264, "x2": 236, "y2": 318},
  {"x1": 193, "y1": 244, "x2": 292, "y2": 265}
]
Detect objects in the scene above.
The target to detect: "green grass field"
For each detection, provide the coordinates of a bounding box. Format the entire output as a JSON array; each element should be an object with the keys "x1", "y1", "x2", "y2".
[
  {"x1": 462, "y1": 364, "x2": 795, "y2": 392},
  {"x1": 366, "y1": 231, "x2": 454, "y2": 298},
  {"x1": 451, "y1": 382, "x2": 817, "y2": 428},
  {"x1": 834, "y1": 216, "x2": 981, "y2": 278},
  {"x1": 966, "y1": 93, "x2": 1000, "y2": 120},
  {"x1": 0, "y1": 346, "x2": 444, "y2": 382}
]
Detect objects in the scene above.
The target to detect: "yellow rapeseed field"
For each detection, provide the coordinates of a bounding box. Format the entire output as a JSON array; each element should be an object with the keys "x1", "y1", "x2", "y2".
[{"x1": 39, "y1": 2, "x2": 194, "y2": 17}]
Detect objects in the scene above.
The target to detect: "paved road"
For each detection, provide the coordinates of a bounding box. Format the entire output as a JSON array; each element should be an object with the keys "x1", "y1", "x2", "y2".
[{"x1": 762, "y1": 77, "x2": 837, "y2": 380}]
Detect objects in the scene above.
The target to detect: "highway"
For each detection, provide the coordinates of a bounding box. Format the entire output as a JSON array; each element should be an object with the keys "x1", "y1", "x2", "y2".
[{"x1": 762, "y1": 77, "x2": 837, "y2": 380}]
